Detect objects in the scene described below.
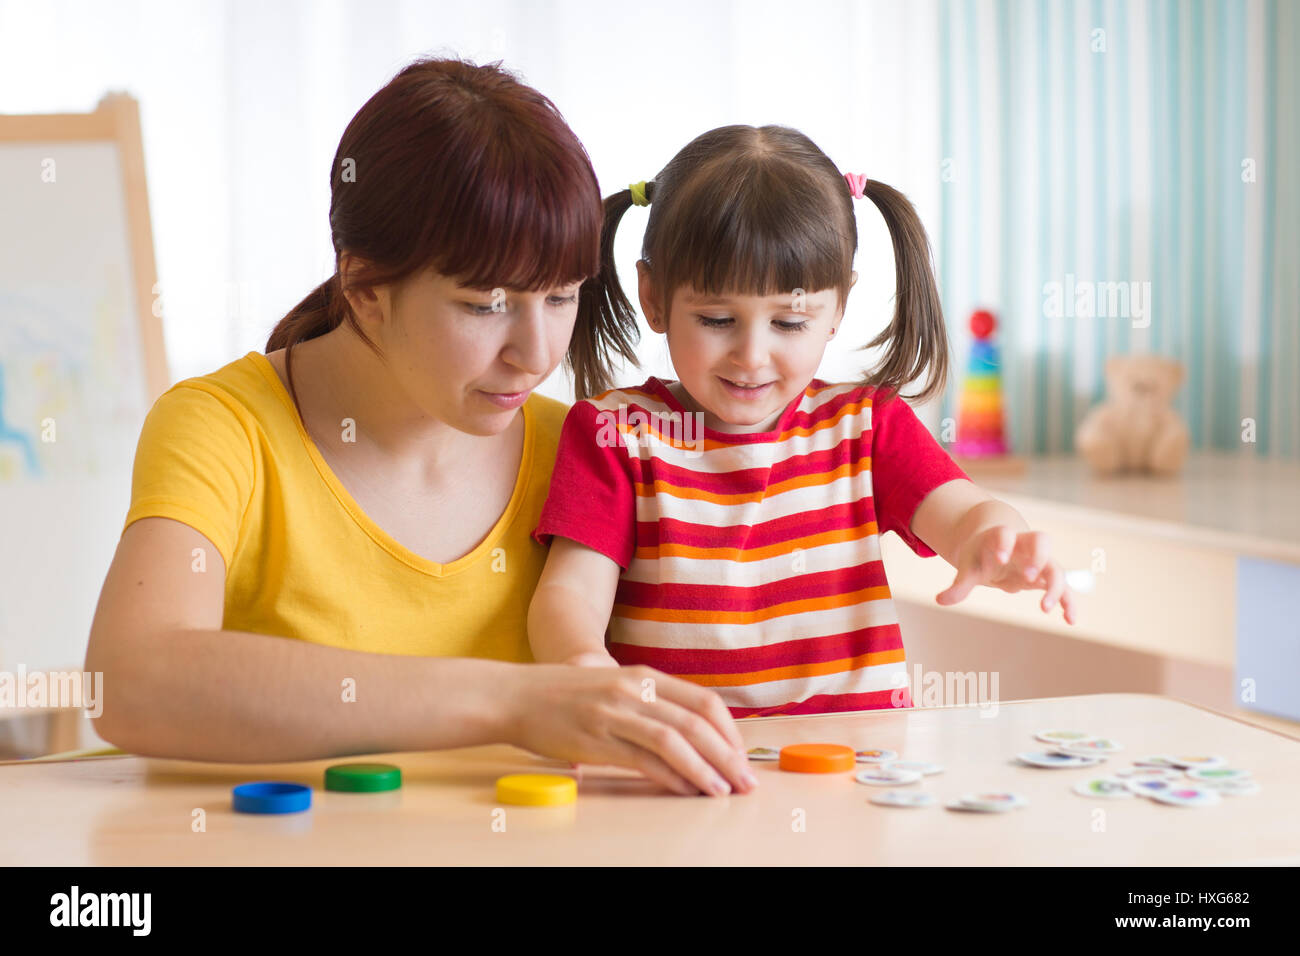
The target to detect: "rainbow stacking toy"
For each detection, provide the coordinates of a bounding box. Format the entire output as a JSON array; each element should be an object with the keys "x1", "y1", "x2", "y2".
[{"x1": 953, "y1": 309, "x2": 1009, "y2": 458}]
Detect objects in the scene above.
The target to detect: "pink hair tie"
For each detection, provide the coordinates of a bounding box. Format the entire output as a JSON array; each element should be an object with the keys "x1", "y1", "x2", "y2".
[{"x1": 844, "y1": 172, "x2": 867, "y2": 199}]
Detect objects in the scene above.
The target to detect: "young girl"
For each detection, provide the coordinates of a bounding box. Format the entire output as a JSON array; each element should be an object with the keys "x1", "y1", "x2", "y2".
[{"x1": 529, "y1": 124, "x2": 1077, "y2": 718}]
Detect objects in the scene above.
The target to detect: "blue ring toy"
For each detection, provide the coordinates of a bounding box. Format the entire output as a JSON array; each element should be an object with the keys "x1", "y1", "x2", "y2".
[{"x1": 232, "y1": 781, "x2": 312, "y2": 814}]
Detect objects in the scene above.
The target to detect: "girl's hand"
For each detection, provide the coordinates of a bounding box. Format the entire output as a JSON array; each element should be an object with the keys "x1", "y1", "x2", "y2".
[
  {"x1": 564, "y1": 651, "x2": 620, "y2": 668},
  {"x1": 934, "y1": 527, "x2": 1078, "y2": 625},
  {"x1": 502, "y1": 663, "x2": 758, "y2": 797}
]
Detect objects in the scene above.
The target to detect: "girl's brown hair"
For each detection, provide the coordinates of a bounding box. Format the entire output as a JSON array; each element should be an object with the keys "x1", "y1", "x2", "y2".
[
  {"x1": 266, "y1": 57, "x2": 630, "y2": 404},
  {"x1": 578, "y1": 124, "x2": 949, "y2": 405}
]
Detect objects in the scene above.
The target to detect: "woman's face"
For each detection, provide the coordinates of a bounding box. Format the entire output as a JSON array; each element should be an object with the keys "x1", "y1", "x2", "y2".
[{"x1": 355, "y1": 266, "x2": 582, "y2": 435}]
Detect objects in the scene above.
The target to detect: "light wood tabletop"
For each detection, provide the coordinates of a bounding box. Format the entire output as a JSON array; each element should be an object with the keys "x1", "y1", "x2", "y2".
[
  {"x1": 2, "y1": 693, "x2": 1296, "y2": 866},
  {"x1": 970, "y1": 452, "x2": 1300, "y2": 564}
]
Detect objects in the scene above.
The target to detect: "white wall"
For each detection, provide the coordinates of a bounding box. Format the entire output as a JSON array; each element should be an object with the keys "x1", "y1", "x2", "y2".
[{"x1": 0, "y1": 0, "x2": 946, "y2": 418}]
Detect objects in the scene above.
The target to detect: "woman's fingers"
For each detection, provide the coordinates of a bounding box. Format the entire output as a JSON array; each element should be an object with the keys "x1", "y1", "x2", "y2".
[
  {"x1": 599, "y1": 735, "x2": 701, "y2": 796},
  {"x1": 661, "y1": 671, "x2": 747, "y2": 753},
  {"x1": 625, "y1": 667, "x2": 756, "y2": 792},
  {"x1": 609, "y1": 707, "x2": 742, "y2": 796},
  {"x1": 510, "y1": 664, "x2": 756, "y2": 797}
]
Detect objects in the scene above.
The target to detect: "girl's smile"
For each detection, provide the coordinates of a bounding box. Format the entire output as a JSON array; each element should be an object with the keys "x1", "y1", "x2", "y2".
[
  {"x1": 639, "y1": 270, "x2": 853, "y2": 434},
  {"x1": 717, "y1": 376, "x2": 776, "y2": 400}
]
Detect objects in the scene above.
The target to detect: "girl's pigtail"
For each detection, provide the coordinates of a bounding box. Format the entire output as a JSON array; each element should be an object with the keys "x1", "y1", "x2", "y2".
[
  {"x1": 566, "y1": 186, "x2": 649, "y2": 400},
  {"x1": 857, "y1": 179, "x2": 950, "y2": 408}
]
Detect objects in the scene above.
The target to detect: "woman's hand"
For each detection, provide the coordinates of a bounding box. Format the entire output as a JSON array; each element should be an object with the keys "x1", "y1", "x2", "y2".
[
  {"x1": 934, "y1": 527, "x2": 1078, "y2": 625},
  {"x1": 501, "y1": 663, "x2": 758, "y2": 797}
]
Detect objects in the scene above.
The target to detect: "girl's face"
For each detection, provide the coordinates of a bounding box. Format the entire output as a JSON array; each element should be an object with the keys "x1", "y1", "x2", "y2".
[
  {"x1": 351, "y1": 263, "x2": 582, "y2": 435},
  {"x1": 637, "y1": 261, "x2": 851, "y2": 433}
]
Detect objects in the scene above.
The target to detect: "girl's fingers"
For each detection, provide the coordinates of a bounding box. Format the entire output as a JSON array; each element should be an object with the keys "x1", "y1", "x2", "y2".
[
  {"x1": 1039, "y1": 563, "x2": 1067, "y2": 611},
  {"x1": 991, "y1": 526, "x2": 1017, "y2": 563},
  {"x1": 1012, "y1": 530, "x2": 1052, "y2": 582},
  {"x1": 941, "y1": 533, "x2": 1012, "y2": 602},
  {"x1": 1059, "y1": 586, "x2": 1080, "y2": 625},
  {"x1": 937, "y1": 564, "x2": 980, "y2": 604}
]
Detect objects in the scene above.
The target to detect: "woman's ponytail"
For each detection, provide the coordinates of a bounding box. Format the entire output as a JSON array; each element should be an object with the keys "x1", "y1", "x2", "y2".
[
  {"x1": 857, "y1": 179, "x2": 950, "y2": 408},
  {"x1": 265, "y1": 271, "x2": 347, "y2": 409},
  {"x1": 566, "y1": 185, "x2": 651, "y2": 400}
]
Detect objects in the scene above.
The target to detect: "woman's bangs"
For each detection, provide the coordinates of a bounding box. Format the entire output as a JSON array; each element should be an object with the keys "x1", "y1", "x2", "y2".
[{"x1": 433, "y1": 145, "x2": 600, "y2": 292}]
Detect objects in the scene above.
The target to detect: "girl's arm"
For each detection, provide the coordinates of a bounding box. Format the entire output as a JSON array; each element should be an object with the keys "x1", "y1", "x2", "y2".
[
  {"x1": 909, "y1": 478, "x2": 1079, "y2": 624},
  {"x1": 86, "y1": 517, "x2": 757, "y2": 796},
  {"x1": 527, "y1": 535, "x2": 621, "y2": 666}
]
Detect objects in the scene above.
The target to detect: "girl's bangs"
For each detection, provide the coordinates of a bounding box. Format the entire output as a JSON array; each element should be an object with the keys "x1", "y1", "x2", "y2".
[{"x1": 664, "y1": 169, "x2": 850, "y2": 300}]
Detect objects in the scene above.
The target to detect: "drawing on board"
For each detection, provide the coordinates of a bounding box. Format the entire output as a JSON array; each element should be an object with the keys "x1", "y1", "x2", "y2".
[{"x1": 0, "y1": 141, "x2": 148, "y2": 481}]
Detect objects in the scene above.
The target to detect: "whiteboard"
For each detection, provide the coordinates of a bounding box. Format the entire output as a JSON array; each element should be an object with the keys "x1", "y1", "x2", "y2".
[{"x1": 0, "y1": 98, "x2": 164, "y2": 674}]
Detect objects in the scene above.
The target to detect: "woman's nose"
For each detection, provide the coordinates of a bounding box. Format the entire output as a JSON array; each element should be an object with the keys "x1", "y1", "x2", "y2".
[{"x1": 504, "y1": 298, "x2": 550, "y2": 375}]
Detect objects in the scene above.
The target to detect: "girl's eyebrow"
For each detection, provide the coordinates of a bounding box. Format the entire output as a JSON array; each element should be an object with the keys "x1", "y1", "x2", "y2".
[{"x1": 683, "y1": 293, "x2": 827, "y2": 309}]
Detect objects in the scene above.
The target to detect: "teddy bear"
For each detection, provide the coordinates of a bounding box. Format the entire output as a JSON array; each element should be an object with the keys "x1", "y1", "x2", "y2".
[{"x1": 1074, "y1": 354, "x2": 1189, "y2": 476}]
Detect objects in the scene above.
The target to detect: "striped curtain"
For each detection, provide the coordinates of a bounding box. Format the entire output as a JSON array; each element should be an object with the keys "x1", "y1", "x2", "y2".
[{"x1": 937, "y1": 0, "x2": 1298, "y2": 458}]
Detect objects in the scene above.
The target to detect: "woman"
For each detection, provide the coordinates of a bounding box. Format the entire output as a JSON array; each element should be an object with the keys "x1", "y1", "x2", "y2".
[{"x1": 85, "y1": 58, "x2": 756, "y2": 799}]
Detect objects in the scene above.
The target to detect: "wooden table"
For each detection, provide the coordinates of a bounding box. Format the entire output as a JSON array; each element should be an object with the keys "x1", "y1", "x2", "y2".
[{"x1": 2, "y1": 693, "x2": 1296, "y2": 866}]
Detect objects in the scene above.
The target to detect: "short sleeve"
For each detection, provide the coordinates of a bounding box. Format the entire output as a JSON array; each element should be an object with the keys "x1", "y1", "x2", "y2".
[
  {"x1": 531, "y1": 399, "x2": 637, "y2": 569},
  {"x1": 870, "y1": 390, "x2": 971, "y2": 557},
  {"x1": 123, "y1": 383, "x2": 255, "y2": 569}
]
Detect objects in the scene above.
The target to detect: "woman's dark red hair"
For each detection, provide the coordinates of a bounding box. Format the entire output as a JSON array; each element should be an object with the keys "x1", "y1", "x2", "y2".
[{"x1": 267, "y1": 57, "x2": 633, "y2": 402}]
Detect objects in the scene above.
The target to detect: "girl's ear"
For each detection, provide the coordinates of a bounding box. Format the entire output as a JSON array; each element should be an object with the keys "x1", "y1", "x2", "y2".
[
  {"x1": 636, "y1": 259, "x2": 664, "y2": 333},
  {"x1": 850, "y1": 270, "x2": 859, "y2": 290}
]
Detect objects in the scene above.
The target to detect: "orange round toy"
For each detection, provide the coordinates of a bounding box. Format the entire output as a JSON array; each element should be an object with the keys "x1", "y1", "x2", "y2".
[{"x1": 778, "y1": 743, "x2": 856, "y2": 773}]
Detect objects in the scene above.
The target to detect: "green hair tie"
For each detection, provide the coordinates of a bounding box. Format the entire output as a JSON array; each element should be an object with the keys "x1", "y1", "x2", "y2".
[{"x1": 629, "y1": 180, "x2": 650, "y2": 207}]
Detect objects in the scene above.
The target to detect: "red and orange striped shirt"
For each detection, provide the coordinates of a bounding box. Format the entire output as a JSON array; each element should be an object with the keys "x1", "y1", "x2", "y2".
[{"x1": 532, "y1": 376, "x2": 969, "y2": 717}]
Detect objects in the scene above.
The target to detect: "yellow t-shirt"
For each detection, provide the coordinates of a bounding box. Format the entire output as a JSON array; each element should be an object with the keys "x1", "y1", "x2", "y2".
[{"x1": 123, "y1": 351, "x2": 569, "y2": 660}]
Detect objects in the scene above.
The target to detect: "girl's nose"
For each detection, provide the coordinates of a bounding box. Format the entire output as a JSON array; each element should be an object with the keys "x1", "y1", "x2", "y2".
[{"x1": 731, "y1": 330, "x2": 769, "y2": 371}]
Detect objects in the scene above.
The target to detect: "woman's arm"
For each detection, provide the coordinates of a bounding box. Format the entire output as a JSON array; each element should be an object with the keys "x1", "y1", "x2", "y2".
[
  {"x1": 87, "y1": 518, "x2": 756, "y2": 795},
  {"x1": 909, "y1": 478, "x2": 1078, "y2": 624},
  {"x1": 86, "y1": 517, "x2": 515, "y2": 760},
  {"x1": 527, "y1": 535, "x2": 621, "y2": 666}
]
